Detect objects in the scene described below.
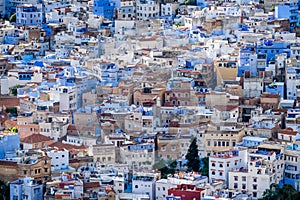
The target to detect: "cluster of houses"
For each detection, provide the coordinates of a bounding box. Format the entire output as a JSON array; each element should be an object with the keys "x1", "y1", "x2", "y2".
[{"x1": 0, "y1": 0, "x2": 300, "y2": 199}]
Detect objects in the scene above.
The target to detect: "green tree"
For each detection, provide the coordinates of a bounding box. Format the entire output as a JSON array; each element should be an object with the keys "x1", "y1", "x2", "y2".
[
  {"x1": 8, "y1": 126, "x2": 18, "y2": 133},
  {"x1": 185, "y1": 137, "x2": 200, "y2": 172},
  {"x1": 9, "y1": 85, "x2": 21, "y2": 96},
  {"x1": 0, "y1": 180, "x2": 10, "y2": 200},
  {"x1": 260, "y1": 183, "x2": 300, "y2": 200},
  {"x1": 9, "y1": 13, "x2": 16, "y2": 23},
  {"x1": 154, "y1": 159, "x2": 177, "y2": 179},
  {"x1": 200, "y1": 157, "x2": 209, "y2": 177},
  {"x1": 184, "y1": 0, "x2": 196, "y2": 5},
  {"x1": 5, "y1": 107, "x2": 17, "y2": 116}
]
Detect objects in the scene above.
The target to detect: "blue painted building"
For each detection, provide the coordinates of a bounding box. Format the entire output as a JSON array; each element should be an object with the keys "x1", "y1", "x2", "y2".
[
  {"x1": 238, "y1": 136, "x2": 268, "y2": 148},
  {"x1": 99, "y1": 63, "x2": 120, "y2": 87},
  {"x1": 94, "y1": 0, "x2": 118, "y2": 20},
  {"x1": 284, "y1": 142, "x2": 300, "y2": 191},
  {"x1": 0, "y1": 132, "x2": 20, "y2": 159},
  {"x1": 256, "y1": 40, "x2": 290, "y2": 63},
  {"x1": 238, "y1": 44, "x2": 255, "y2": 77},
  {"x1": 275, "y1": 3, "x2": 298, "y2": 31},
  {"x1": 265, "y1": 82, "x2": 285, "y2": 99},
  {"x1": 10, "y1": 177, "x2": 43, "y2": 200}
]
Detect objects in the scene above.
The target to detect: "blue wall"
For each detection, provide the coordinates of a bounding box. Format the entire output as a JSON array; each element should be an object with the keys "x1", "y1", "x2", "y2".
[
  {"x1": 0, "y1": 134, "x2": 20, "y2": 159},
  {"x1": 94, "y1": 0, "x2": 115, "y2": 20},
  {"x1": 265, "y1": 82, "x2": 284, "y2": 99}
]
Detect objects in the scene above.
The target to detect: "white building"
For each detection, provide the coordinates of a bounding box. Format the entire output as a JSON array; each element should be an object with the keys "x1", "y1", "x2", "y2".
[
  {"x1": 0, "y1": 70, "x2": 43, "y2": 95},
  {"x1": 47, "y1": 149, "x2": 69, "y2": 171},
  {"x1": 286, "y1": 66, "x2": 300, "y2": 100},
  {"x1": 161, "y1": 3, "x2": 179, "y2": 17},
  {"x1": 132, "y1": 172, "x2": 158, "y2": 200},
  {"x1": 46, "y1": 7, "x2": 70, "y2": 23},
  {"x1": 212, "y1": 105, "x2": 239, "y2": 123},
  {"x1": 113, "y1": 176, "x2": 125, "y2": 194},
  {"x1": 117, "y1": 193, "x2": 150, "y2": 200},
  {"x1": 50, "y1": 85, "x2": 77, "y2": 112},
  {"x1": 119, "y1": 143, "x2": 155, "y2": 167},
  {"x1": 117, "y1": 0, "x2": 135, "y2": 20},
  {"x1": 209, "y1": 149, "x2": 248, "y2": 185},
  {"x1": 243, "y1": 78, "x2": 264, "y2": 98},
  {"x1": 0, "y1": 21, "x2": 15, "y2": 44},
  {"x1": 16, "y1": 4, "x2": 42, "y2": 26},
  {"x1": 136, "y1": 0, "x2": 159, "y2": 21},
  {"x1": 228, "y1": 145, "x2": 284, "y2": 199}
]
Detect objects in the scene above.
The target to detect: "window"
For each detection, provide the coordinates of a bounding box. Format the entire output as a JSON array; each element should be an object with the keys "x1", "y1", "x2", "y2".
[
  {"x1": 212, "y1": 171, "x2": 215, "y2": 175},
  {"x1": 242, "y1": 176, "x2": 246, "y2": 181},
  {"x1": 234, "y1": 183, "x2": 238, "y2": 189},
  {"x1": 212, "y1": 163, "x2": 215, "y2": 167},
  {"x1": 253, "y1": 178, "x2": 257, "y2": 182},
  {"x1": 234, "y1": 176, "x2": 238, "y2": 181},
  {"x1": 171, "y1": 145, "x2": 176, "y2": 151},
  {"x1": 242, "y1": 184, "x2": 246, "y2": 189},
  {"x1": 253, "y1": 185, "x2": 257, "y2": 190}
]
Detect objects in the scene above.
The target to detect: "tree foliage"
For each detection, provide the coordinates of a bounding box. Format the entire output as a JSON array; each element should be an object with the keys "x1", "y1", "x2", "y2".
[
  {"x1": 5, "y1": 107, "x2": 17, "y2": 116},
  {"x1": 8, "y1": 126, "x2": 18, "y2": 133},
  {"x1": 200, "y1": 157, "x2": 209, "y2": 177},
  {"x1": 184, "y1": 0, "x2": 196, "y2": 5},
  {"x1": 185, "y1": 137, "x2": 200, "y2": 172},
  {"x1": 9, "y1": 85, "x2": 21, "y2": 96},
  {"x1": 0, "y1": 180, "x2": 10, "y2": 200},
  {"x1": 260, "y1": 183, "x2": 300, "y2": 200},
  {"x1": 154, "y1": 159, "x2": 177, "y2": 179},
  {"x1": 9, "y1": 13, "x2": 16, "y2": 23}
]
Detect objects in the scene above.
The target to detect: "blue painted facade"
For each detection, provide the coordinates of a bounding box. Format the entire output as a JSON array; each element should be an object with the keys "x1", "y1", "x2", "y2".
[
  {"x1": 238, "y1": 44, "x2": 255, "y2": 77},
  {"x1": 275, "y1": 3, "x2": 298, "y2": 31},
  {"x1": 128, "y1": 143, "x2": 154, "y2": 151},
  {"x1": 240, "y1": 136, "x2": 267, "y2": 147},
  {"x1": 256, "y1": 40, "x2": 290, "y2": 63},
  {"x1": 99, "y1": 63, "x2": 120, "y2": 87},
  {"x1": 285, "y1": 143, "x2": 300, "y2": 191},
  {"x1": 265, "y1": 82, "x2": 285, "y2": 99},
  {"x1": 166, "y1": 196, "x2": 181, "y2": 200},
  {"x1": 10, "y1": 178, "x2": 43, "y2": 200},
  {"x1": 93, "y1": 0, "x2": 116, "y2": 20},
  {"x1": 0, "y1": 133, "x2": 20, "y2": 159}
]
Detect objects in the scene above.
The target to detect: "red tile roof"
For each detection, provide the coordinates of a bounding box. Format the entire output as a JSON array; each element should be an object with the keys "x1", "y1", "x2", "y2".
[
  {"x1": 279, "y1": 128, "x2": 297, "y2": 136},
  {"x1": 0, "y1": 160, "x2": 18, "y2": 166},
  {"x1": 49, "y1": 141, "x2": 86, "y2": 150},
  {"x1": 214, "y1": 105, "x2": 238, "y2": 112},
  {"x1": 84, "y1": 182, "x2": 100, "y2": 189},
  {"x1": 67, "y1": 125, "x2": 77, "y2": 130},
  {"x1": 21, "y1": 134, "x2": 53, "y2": 144}
]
